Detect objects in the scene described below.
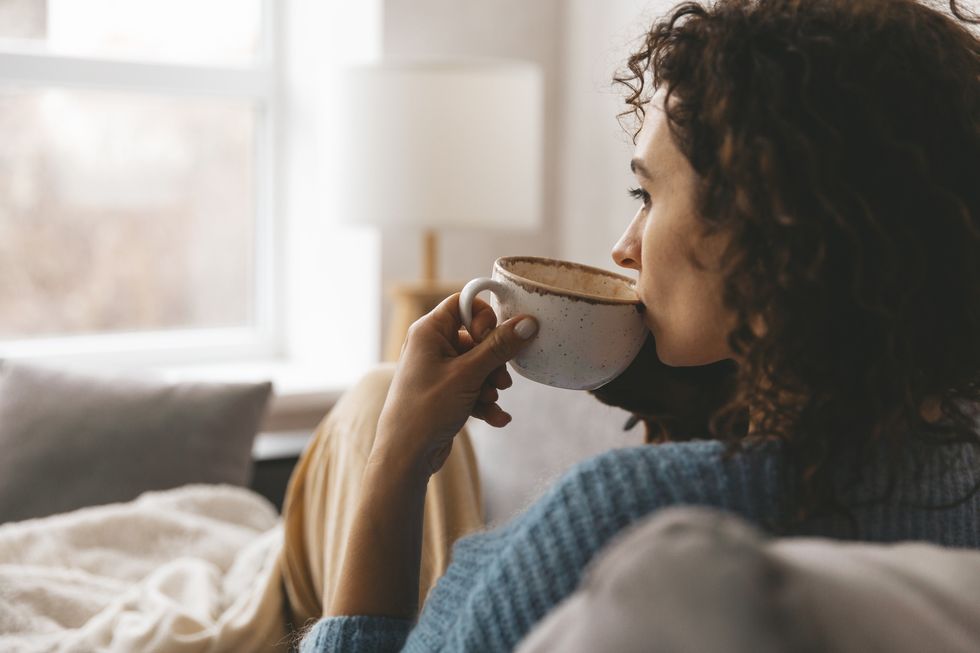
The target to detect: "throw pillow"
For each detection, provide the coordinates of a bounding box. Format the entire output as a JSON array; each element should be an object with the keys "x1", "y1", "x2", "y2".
[{"x1": 0, "y1": 361, "x2": 273, "y2": 523}]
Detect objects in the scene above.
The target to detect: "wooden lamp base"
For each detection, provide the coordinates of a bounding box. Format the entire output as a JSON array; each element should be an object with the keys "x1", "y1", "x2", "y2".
[
  {"x1": 384, "y1": 280, "x2": 464, "y2": 361},
  {"x1": 383, "y1": 229, "x2": 463, "y2": 362}
]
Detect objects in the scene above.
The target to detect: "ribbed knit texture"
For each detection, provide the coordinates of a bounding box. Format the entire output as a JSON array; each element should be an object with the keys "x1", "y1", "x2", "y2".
[{"x1": 301, "y1": 439, "x2": 980, "y2": 653}]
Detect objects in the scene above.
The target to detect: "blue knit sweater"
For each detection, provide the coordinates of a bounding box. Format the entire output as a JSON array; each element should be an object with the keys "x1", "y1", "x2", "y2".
[{"x1": 300, "y1": 440, "x2": 980, "y2": 652}]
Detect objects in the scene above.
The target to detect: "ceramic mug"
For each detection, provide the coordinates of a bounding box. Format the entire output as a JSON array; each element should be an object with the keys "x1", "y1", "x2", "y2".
[{"x1": 459, "y1": 256, "x2": 647, "y2": 391}]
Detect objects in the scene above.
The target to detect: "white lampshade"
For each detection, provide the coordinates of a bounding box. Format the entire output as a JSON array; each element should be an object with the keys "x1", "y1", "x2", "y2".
[{"x1": 338, "y1": 59, "x2": 543, "y2": 231}]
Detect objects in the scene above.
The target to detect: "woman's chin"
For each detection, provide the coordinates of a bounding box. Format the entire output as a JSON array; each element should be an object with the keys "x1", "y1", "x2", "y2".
[
  {"x1": 653, "y1": 345, "x2": 686, "y2": 367},
  {"x1": 654, "y1": 338, "x2": 728, "y2": 367}
]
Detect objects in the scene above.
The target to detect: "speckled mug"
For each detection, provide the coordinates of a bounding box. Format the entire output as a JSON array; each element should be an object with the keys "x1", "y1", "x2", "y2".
[{"x1": 459, "y1": 256, "x2": 647, "y2": 391}]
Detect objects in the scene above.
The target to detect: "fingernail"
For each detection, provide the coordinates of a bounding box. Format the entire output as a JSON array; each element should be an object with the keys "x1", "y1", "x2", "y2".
[
  {"x1": 514, "y1": 317, "x2": 537, "y2": 340},
  {"x1": 478, "y1": 325, "x2": 492, "y2": 340}
]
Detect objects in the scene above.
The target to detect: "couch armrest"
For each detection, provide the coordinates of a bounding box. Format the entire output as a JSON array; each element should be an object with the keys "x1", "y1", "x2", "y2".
[{"x1": 517, "y1": 507, "x2": 980, "y2": 653}]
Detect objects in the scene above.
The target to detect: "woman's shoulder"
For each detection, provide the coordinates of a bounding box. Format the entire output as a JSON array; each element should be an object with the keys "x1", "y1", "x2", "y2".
[
  {"x1": 502, "y1": 438, "x2": 788, "y2": 541},
  {"x1": 445, "y1": 439, "x2": 789, "y2": 583},
  {"x1": 559, "y1": 439, "x2": 784, "y2": 501}
]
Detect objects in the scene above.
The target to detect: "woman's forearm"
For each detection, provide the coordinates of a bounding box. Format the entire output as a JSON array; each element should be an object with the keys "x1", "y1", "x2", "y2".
[
  {"x1": 328, "y1": 441, "x2": 430, "y2": 620},
  {"x1": 325, "y1": 292, "x2": 534, "y2": 620}
]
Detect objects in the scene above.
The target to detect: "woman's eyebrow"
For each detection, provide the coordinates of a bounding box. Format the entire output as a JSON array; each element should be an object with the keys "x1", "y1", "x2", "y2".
[{"x1": 630, "y1": 158, "x2": 656, "y2": 180}]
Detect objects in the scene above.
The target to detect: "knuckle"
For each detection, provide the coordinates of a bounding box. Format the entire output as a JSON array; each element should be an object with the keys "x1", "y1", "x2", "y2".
[
  {"x1": 471, "y1": 320, "x2": 488, "y2": 342},
  {"x1": 488, "y1": 333, "x2": 512, "y2": 360},
  {"x1": 405, "y1": 318, "x2": 424, "y2": 340}
]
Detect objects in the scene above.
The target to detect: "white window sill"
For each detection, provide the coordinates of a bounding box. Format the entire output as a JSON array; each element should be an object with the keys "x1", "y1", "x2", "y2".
[
  {"x1": 154, "y1": 357, "x2": 365, "y2": 433},
  {"x1": 252, "y1": 430, "x2": 313, "y2": 461}
]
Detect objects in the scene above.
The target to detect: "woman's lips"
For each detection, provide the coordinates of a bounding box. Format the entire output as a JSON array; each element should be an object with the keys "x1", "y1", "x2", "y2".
[
  {"x1": 634, "y1": 293, "x2": 654, "y2": 330},
  {"x1": 634, "y1": 286, "x2": 648, "y2": 313}
]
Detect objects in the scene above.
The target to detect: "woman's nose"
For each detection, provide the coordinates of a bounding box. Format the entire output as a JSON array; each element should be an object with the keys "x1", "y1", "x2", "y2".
[{"x1": 612, "y1": 220, "x2": 642, "y2": 271}]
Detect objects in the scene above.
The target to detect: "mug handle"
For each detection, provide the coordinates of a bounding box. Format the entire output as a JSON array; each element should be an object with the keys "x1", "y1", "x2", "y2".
[{"x1": 460, "y1": 277, "x2": 509, "y2": 335}]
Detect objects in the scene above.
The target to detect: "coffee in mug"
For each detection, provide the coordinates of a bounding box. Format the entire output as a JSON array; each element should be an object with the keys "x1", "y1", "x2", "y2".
[{"x1": 459, "y1": 256, "x2": 647, "y2": 390}]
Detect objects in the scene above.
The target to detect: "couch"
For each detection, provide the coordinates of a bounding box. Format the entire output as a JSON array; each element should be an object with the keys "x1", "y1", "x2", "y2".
[
  {"x1": 465, "y1": 366, "x2": 642, "y2": 526},
  {"x1": 2, "y1": 360, "x2": 979, "y2": 652},
  {"x1": 517, "y1": 506, "x2": 980, "y2": 652}
]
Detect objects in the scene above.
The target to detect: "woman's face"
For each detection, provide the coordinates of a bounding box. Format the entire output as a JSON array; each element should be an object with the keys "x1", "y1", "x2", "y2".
[{"x1": 611, "y1": 101, "x2": 736, "y2": 366}]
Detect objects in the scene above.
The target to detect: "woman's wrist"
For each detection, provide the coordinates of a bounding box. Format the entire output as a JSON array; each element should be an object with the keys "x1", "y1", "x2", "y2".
[{"x1": 366, "y1": 428, "x2": 432, "y2": 494}]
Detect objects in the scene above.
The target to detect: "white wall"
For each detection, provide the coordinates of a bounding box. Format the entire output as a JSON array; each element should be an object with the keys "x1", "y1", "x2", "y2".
[
  {"x1": 378, "y1": 0, "x2": 677, "y2": 349},
  {"x1": 558, "y1": 0, "x2": 674, "y2": 269},
  {"x1": 280, "y1": 0, "x2": 383, "y2": 379}
]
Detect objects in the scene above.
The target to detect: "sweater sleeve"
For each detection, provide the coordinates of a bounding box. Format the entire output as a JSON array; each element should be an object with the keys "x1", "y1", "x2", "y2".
[{"x1": 299, "y1": 615, "x2": 413, "y2": 653}]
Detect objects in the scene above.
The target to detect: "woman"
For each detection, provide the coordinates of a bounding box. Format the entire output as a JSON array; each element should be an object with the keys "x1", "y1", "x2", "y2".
[{"x1": 283, "y1": 0, "x2": 980, "y2": 650}]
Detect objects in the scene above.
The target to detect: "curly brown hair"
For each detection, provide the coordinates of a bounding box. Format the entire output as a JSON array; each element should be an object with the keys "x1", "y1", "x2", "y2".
[{"x1": 612, "y1": 0, "x2": 980, "y2": 527}]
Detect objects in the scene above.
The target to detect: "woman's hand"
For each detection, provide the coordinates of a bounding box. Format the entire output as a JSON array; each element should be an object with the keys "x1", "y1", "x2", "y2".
[
  {"x1": 372, "y1": 292, "x2": 538, "y2": 479},
  {"x1": 331, "y1": 292, "x2": 535, "y2": 621}
]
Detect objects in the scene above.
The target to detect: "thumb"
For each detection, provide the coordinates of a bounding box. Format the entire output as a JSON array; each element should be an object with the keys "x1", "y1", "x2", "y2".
[{"x1": 462, "y1": 315, "x2": 538, "y2": 378}]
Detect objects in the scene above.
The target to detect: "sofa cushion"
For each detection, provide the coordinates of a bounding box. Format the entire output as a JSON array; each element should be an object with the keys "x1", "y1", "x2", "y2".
[
  {"x1": 466, "y1": 369, "x2": 642, "y2": 525},
  {"x1": 516, "y1": 507, "x2": 980, "y2": 653},
  {"x1": 0, "y1": 361, "x2": 272, "y2": 523}
]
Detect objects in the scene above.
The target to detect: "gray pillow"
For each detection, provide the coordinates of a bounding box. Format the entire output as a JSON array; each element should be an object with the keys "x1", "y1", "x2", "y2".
[
  {"x1": 0, "y1": 361, "x2": 273, "y2": 523},
  {"x1": 517, "y1": 507, "x2": 980, "y2": 653}
]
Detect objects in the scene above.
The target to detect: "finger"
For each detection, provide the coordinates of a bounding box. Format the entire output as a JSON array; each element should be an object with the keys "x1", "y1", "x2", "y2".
[
  {"x1": 478, "y1": 384, "x2": 499, "y2": 404},
  {"x1": 471, "y1": 402, "x2": 512, "y2": 428},
  {"x1": 461, "y1": 315, "x2": 539, "y2": 381},
  {"x1": 453, "y1": 333, "x2": 513, "y2": 390},
  {"x1": 490, "y1": 365, "x2": 512, "y2": 389},
  {"x1": 468, "y1": 302, "x2": 499, "y2": 342},
  {"x1": 427, "y1": 293, "x2": 496, "y2": 343},
  {"x1": 452, "y1": 328, "x2": 476, "y2": 356}
]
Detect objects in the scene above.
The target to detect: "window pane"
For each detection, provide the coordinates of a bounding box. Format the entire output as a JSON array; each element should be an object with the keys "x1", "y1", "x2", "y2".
[
  {"x1": 0, "y1": 87, "x2": 256, "y2": 340},
  {"x1": 0, "y1": 0, "x2": 262, "y2": 66}
]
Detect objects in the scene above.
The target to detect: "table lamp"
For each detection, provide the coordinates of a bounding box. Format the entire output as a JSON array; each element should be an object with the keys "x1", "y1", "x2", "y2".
[
  {"x1": 339, "y1": 58, "x2": 544, "y2": 283},
  {"x1": 338, "y1": 58, "x2": 544, "y2": 359}
]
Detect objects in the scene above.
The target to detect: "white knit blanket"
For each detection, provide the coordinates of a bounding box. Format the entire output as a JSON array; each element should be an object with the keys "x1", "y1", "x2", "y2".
[{"x1": 0, "y1": 485, "x2": 288, "y2": 653}]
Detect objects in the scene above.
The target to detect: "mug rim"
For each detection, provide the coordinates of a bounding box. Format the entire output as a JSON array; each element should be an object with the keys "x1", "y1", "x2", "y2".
[{"x1": 494, "y1": 256, "x2": 640, "y2": 305}]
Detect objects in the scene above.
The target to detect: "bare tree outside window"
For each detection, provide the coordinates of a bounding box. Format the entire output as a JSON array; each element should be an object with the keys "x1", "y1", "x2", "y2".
[
  {"x1": 0, "y1": 88, "x2": 255, "y2": 339},
  {"x1": 0, "y1": 0, "x2": 267, "y2": 345}
]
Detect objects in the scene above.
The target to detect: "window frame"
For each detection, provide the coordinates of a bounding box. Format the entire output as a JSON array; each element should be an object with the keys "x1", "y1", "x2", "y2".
[{"x1": 0, "y1": 0, "x2": 282, "y2": 367}]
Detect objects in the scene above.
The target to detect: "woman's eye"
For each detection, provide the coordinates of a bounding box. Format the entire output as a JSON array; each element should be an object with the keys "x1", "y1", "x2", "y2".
[{"x1": 627, "y1": 186, "x2": 650, "y2": 206}]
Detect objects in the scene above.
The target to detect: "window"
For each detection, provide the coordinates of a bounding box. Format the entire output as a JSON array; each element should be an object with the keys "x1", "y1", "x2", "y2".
[
  {"x1": 0, "y1": 0, "x2": 384, "y2": 397},
  {"x1": 0, "y1": 0, "x2": 277, "y2": 363}
]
